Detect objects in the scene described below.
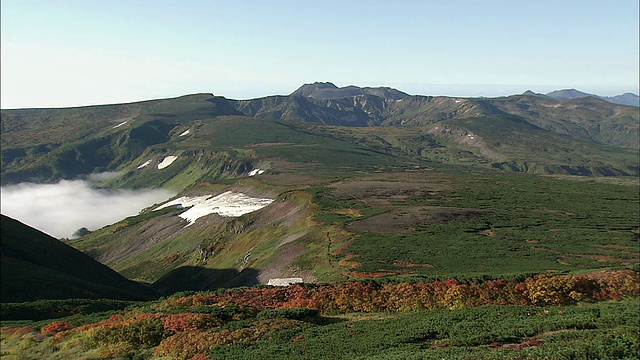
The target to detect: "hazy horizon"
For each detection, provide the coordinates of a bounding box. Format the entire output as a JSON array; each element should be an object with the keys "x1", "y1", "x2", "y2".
[
  {"x1": 0, "y1": 82, "x2": 637, "y2": 110},
  {"x1": 1, "y1": 0, "x2": 638, "y2": 109}
]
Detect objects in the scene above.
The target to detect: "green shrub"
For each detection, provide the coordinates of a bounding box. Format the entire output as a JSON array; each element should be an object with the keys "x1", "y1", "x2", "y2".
[{"x1": 257, "y1": 308, "x2": 319, "y2": 321}]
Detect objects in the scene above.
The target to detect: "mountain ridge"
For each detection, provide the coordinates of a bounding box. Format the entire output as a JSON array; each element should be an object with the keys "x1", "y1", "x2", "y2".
[
  {"x1": 2, "y1": 83, "x2": 638, "y2": 186},
  {"x1": 523, "y1": 88, "x2": 639, "y2": 107},
  {"x1": 291, "y1": 82, "x2": 409, "y2": 101}
]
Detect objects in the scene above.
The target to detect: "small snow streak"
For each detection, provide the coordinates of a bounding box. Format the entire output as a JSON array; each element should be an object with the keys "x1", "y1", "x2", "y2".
[
  {"x1": 113, "y1": 121, "x2": 128, "y2": 128},
  {"x1": 137, "y1": 159, "x2": 152, "y2": 169},
  {"x1": 179, "y1": 129, "x2": 191, "y2": 136},
  {"x1": 248, "y1": 169, "x2": 265, "y2": 176}
]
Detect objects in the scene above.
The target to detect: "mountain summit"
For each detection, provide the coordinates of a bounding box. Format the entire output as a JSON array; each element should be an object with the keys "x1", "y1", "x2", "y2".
[
  {"x1": 545, "y1": 89, "x2": 598, "y2": 101},
  {"x1": 291, "y1": 82, "x2": 409, "y2": 101}
]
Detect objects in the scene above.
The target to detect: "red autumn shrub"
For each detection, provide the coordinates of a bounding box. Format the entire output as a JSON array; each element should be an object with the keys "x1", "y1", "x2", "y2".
[
  {"x1": 41, "y1": 321, "x2": 70, "y2": 334},
  {"x1": 162, "y1": 313, "x2": 222, "y2": 332}
]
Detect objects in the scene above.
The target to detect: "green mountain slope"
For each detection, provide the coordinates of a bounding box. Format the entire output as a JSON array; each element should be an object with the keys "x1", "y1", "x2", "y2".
[
  {"x1": 0, "y1": 215, "x2": 157, "y2": 302},
  {"x1": 1, "y1": 94, "x2": 241, "y2": 184},
  {"x1": 67, "y1": 179, "x2": 353, "y2": 295},
  {"x1": 486, "y1": 95, "x2": 639, "y2": 148},
  {"x1": 236, "y1": 89, "x2": 638, "y2": 149},
  {"x1": 67, "y1": 163, "x2": 639, "y2": 294}
]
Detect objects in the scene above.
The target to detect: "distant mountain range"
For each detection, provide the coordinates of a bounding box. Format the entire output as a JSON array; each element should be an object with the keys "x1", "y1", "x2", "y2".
[
  {"x1": 523, "y1": 88, "x2": 639, "y2": 107},
  {"x1": 2, "y1": 82, "x2": 638, "y2": 186}
]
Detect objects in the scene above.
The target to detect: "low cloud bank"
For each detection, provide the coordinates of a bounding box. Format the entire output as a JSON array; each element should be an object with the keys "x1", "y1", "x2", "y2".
[{"x1": 1, "y1": 180, "x2": 174, "y2": 239}]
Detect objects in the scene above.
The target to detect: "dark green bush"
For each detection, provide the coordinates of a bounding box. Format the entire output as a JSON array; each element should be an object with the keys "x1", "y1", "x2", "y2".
[{"x1": 257, "y1": 307, "x2": 319, "y2": 321}]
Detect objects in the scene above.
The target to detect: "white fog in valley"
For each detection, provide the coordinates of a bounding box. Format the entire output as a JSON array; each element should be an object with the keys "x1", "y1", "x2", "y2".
[{"x1": 0, "y1": 180, "x2": 175, "y2": 239}]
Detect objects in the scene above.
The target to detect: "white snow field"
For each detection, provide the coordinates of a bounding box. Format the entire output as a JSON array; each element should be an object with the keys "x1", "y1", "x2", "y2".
[
  {"x1": 179, "y1": 129, "x2": 191, "y2": 136},
  {"x1": 248, "y1": 168, "x2": 265, "y2": 176},
  {"x1": 113, "y1": 121, "x2": 128, "y2": 128},
  {"x1": 137, "y1": 159, "x2": 152, "y2": 169},
  {"x1": 157, "y1": 156, "x2": 178, "y2": 169},
  {"x1": 155, "y1": 191, "x2": 274, "y2": 225}
]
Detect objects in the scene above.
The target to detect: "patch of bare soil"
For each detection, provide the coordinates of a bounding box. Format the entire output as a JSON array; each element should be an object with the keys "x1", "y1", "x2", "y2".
[
  {"x1": 321, "y1": 173, "x2": 482, "y2": 234},
  {"x1": 392, "y1": 260, "x2": 433, "y2": 268},
  {"x1": 601, "y1": 243, "x2": 634, "y2": 249},
  {"x1": 330, "y1": 177, "x2": 450, "y2": 207},
  {"x1": 249, "y1": 197, "x2": 306, "y2": 227},
  {"x1": 257, "y1": 244, "x2": 317, "y2": 285},
  {"x1": 279, "y1": 231, "x2": 308, "y2": 246},
  {"x1": 532, "y1": 209, "x2": 576, "y2": 215},
  {"x1": 96, "y1": 212, "x2": 226, "y2": 265},
  {"x1": 254, "y1": 158, "x2": 328, "y2": 186},
  {"x1": 338, "y1": 253, "x2": 362, "y2": 268},
  {"x1": 530, "y1": 246, "x2": 558, "y2": 253},
  {"x1": 348, "y1": 206, "x2": 482, "y2": 233},
  {"x1": 250, "y1": 142, "x2": 296, "y2": 147}
]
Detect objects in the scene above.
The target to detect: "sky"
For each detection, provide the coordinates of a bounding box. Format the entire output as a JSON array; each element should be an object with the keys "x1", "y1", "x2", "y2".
[{"x1": 1, "y1": 0, "x2": 638, "y2": 109}]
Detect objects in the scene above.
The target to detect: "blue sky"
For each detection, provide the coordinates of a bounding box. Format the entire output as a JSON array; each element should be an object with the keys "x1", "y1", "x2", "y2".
[{"x1": 1, "y1": 0, "x2": 638, "y2": 108}]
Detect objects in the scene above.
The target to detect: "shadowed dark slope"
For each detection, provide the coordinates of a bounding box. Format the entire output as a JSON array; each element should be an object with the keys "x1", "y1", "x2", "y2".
[{"x1": 0, "y1": 215, "x2": 157, "y2": 302}]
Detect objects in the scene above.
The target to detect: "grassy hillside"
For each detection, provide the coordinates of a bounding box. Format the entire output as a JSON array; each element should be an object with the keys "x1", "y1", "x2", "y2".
[
  {"x1": 298, "y1": 116, "x2": 638, "y2": 176},
  {"x1": 487, "y1": 95, "x2": 640, "y2": 149},
  {"x1": 68, "y1": 163, "x2": 638, "y2": 294},
  {"x1": 0, "y1": 215, "x2": 157, "y2": 302},
  {"x1": 68, "y1": 180, "x2": 349, "y2": 295},
  {"x1": 1, "y1": 94, "x2": 241, "y2": 184}
]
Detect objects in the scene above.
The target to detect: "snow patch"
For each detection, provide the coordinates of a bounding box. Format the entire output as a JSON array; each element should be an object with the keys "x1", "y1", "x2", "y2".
[
  {"x1": 248, "y1": 169, "x2": 265, "y2": 176},
  {"x1": 179, "y1": 129, "x2": 191, "y2": 136},
  {"x1": 155, "y1": 191, "x2": 274, "y2": 225},
  {"x1": 157, "y1": 156, "x2": 178, "y2": 169},
  {"x1": 113, "y1": 121, "x2": 128, "y2": 128},
  {"x1": 137, "y1": 160, "x2": 152, "y2": 169}
]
